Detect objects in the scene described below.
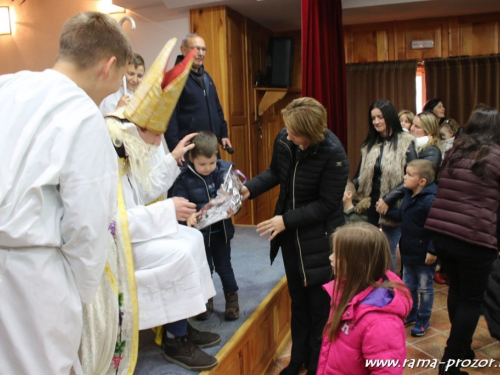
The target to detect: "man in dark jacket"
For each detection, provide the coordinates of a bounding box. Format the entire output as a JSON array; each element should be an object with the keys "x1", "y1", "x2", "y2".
[
  {"x1": 165, "y1": 34, "x2": 232, "y2": 155},
  {"x1": 241, "y1": 97, "x2": 348, "y2": 375}
]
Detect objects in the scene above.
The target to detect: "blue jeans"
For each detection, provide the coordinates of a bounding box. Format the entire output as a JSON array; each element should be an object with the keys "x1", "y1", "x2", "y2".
[
  {"x1": 165, "y1": 319, "x2": 187, "y2": 337},
  {"x1": 206, "y1": 233, "x2": 238, "y2": 293},
  {"x1": 403, "y1": 262, "x2": 437, "y2": 318},
  {"x1": 381, "y1": 224, "x2": 401, "y2": 272}
]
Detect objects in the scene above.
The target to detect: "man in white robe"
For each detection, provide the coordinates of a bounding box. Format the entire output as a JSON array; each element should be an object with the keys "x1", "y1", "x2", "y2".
[
  {"x1": 103, "y1": 39, "x2": 220, "y2": 372},
  {"x1": 0, "y1": 12, "x2": 132, "y2": 375}
]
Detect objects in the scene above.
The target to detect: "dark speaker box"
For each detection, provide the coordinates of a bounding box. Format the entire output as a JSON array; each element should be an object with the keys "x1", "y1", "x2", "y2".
[{"x1": 267, "y1": 37, "x2": 294, "y2": 88}]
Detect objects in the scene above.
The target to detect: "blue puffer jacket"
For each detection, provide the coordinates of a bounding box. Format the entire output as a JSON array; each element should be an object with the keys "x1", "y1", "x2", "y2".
[
  {"x1": 165, "y1": 64, "x2": 228, "y2": 151},
  {"x1": 172, "y1": 159, "x2": 235, "y2": 245},
  {"x1": 386, "y1": 182, "x2": 437, "y2": 264}
]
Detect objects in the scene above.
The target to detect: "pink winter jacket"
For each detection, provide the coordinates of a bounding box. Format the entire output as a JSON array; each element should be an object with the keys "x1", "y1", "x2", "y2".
[{"x1": 317, "y1": 271, "x2": 411, "y2": 375}]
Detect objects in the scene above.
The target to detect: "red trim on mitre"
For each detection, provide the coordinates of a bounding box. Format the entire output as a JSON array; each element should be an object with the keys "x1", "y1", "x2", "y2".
[{"x1": 161, "y1": 48, "x2": 196, "y2": 90}]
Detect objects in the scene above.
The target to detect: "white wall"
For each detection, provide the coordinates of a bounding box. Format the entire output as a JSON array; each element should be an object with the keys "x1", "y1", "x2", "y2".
[
  {"x1": 0, "y1": 0, "x2": 189, "y2": 75},
  {"x1": 125, "y1": 4, "x2": 190, "y2": 70}
]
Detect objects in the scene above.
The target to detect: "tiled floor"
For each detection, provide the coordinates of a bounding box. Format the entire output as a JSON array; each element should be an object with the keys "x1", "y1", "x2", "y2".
[{"x1": 265, "y1": 282, "x2": 500, "y2": 375}]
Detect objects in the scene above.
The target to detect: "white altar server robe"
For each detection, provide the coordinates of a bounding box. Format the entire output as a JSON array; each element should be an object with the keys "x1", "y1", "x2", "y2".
[
  {"x1": 100, "y1": 86, "x2": 134, "y2": 116},
  {"x1": 0, "y1": 70, "x2": 117, "y2": 375}
]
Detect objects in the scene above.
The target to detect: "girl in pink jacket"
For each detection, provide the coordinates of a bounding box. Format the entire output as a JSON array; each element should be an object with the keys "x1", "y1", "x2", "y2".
[{"x1": 317, "y1": 222, "x2": 411, "y2": 375}]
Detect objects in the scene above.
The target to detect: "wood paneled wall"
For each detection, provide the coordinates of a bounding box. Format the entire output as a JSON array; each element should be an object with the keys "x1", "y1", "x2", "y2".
[
  {"x1": 344, "y1": 12, "x2": 500, "y2": 63},
  {"x1": 190, "y1": 8, "x2": 500, "y2": 224},
  {"x1": 190, "y1": 6, "x2": 300, "y2": 225}
]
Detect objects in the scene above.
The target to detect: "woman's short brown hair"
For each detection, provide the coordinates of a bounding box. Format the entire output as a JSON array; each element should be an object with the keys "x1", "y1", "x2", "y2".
[{"x1": 281, "y1": 97, "x2": 327, "y2": 145}]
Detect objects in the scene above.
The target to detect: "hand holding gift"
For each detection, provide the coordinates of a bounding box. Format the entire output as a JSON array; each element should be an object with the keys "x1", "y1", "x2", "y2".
[{"x1": 195, "y1": 167, "x2": 246, "y2": 230}]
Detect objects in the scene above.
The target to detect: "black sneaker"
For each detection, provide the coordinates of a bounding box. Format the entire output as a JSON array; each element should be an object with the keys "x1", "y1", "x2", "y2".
[
  {"x1": 186, "y1": 322, "x2": 221, "y2": 348},
  {"x1": 162, "y1": 335, "x2": 218, "y2": 371}
]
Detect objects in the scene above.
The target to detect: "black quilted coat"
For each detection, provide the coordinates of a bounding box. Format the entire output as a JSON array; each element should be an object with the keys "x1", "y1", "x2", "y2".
[{"x1": 245, "y1": 128, "x2": 349, "y2": 286}]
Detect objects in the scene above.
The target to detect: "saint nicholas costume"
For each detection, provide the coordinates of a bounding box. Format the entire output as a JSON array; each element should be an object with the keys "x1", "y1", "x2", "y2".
[{"x1": 79, "y1": 39, "x2": 216, "y2": 375}]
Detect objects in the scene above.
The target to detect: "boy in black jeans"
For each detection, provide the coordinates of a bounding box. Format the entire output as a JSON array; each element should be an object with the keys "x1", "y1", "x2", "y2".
[{"x1": 173, "y1": 131, "x2": 239, "y2": 320}]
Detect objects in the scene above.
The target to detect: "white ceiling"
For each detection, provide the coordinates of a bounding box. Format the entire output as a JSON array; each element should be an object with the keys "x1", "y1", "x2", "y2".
[{"x1": 114, "y1": 0, "x2": 500, "y2": 32}]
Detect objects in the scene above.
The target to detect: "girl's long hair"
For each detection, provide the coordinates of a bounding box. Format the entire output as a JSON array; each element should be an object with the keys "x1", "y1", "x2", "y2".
[
  {"x1": 444, "y1": 108, "x2": 500, "y2": 178},
  {"x1": 363, "y1": 100, "x2": 403, "y2": 151},
  {"x1": 326, "y1": 222, "x2": 409, "y2": 341}
]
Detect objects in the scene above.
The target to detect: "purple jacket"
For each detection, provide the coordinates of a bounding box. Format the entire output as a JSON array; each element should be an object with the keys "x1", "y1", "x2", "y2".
[
  {"x1": 317, "y1": 271, "x2": 410, "y2": 375},
  {"x1": 425, "y1": 146, "x2": 500, "y2": 250}
]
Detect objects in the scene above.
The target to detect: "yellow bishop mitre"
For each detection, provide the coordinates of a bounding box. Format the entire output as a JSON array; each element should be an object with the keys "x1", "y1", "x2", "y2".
[{"x1": 123, "y1": 38, "x2": 195, "y2": 134}]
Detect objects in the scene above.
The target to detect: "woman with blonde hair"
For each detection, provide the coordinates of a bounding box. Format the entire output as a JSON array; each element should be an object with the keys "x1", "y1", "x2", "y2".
[
  {"x1": 317, "y1": 222, "x2": 410, "y2": 375},
  {"x1": 411, "y1": 111, "x2": 443, "y2": 169}
]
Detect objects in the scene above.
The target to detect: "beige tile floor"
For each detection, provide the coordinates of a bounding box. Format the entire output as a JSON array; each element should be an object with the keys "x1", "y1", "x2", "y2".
[{"x1": 266, "y1": 282, "x2": 500, "y2": 375}]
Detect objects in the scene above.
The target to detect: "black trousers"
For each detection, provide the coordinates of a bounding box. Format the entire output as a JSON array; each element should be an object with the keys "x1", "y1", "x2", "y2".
[
  {"x1": 433, "y1": 233, "x2": 497, "y2": 361},
  {"x1": 280, "y1": 230, "x2": 331, "y2": 374}
]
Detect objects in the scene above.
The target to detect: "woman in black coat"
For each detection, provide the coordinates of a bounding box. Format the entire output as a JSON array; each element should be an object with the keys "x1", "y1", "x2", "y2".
[{"x1": 241, "y1": 97, "x2": 349, "y2": 375}]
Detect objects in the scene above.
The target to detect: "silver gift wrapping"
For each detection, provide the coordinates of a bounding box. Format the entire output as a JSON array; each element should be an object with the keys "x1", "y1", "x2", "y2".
[{"x1": 195, "y1": 167, "x2": 245, "y2": 230}]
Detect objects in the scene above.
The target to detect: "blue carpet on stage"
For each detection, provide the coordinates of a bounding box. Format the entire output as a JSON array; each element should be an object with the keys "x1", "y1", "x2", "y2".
[{"x1": 134, "y1": 225, "x2": 286, "y2": 375}]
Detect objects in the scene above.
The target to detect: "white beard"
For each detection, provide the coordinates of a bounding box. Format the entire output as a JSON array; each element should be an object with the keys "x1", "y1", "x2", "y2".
[{"x1": 106, "y1": 117, "x2": 159, "y2": 194}]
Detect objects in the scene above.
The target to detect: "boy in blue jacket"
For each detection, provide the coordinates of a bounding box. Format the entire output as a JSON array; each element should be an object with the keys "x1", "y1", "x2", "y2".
[
  {"x1": 386, "y1": 159, "x2": 437, "y2": 337},
  {"x1": 173, "y1": 131, "x2": 238, "y2": 321}
]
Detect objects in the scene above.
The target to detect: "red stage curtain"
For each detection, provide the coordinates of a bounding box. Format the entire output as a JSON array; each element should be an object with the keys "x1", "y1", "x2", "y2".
[{"x1": 301, "y1": 0, "x2": 347, "y2": 149}]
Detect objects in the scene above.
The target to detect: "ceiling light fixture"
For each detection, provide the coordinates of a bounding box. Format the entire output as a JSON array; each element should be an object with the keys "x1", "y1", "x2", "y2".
[
  {"x1": 0, "y1": 7, "x2": 12, "y2": 35},
  {"x1": 99, "y1": 0, "x2": 126, "y2": 14}
]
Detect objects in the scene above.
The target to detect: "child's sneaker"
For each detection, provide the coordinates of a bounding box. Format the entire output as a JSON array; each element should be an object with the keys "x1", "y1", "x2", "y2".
[
  {"x1": 411, "y1": 314, "x2": 430, "y2": 337},
  {"x1": 403, "y1": 309, "x2": 417, "y2": 327}
]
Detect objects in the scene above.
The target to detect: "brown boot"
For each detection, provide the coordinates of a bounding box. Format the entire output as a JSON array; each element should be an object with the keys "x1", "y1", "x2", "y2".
[
  {"x1": 195, "y1": 298, "x2": 213, "y2": 321},
  {"x1": 224, "y1": 291, "x2": 239, "y2": 321}
]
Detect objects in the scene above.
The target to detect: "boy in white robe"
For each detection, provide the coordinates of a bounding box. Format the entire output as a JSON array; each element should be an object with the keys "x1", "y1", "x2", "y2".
[
  {"x1": 100, "y1": 53, "x2": 146, "y2": 116},
  {"x1": 0, "y1": 11, "x2": 132, "y2": 375},
  {"x1": 104, "y1": 39, "x2": 220, "y2": 372}
]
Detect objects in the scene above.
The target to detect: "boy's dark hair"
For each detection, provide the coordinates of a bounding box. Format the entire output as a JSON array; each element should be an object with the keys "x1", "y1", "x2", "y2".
[
  {"x1": 407, "y1": 159, "x2": 436, "y2": 185},
  {"x1": 191, "y1": 131, "x2": 219, "y2": 158}
]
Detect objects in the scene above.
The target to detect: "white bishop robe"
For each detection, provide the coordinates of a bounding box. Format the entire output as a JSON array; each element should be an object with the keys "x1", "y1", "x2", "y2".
[{"x1": 121, "y1": 136, "x2": 215, "y2": 330}]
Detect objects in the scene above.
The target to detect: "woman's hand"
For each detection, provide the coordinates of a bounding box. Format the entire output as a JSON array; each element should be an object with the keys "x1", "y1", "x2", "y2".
[
  {"x1": 240, "y1": 185, "x2": 250, "y2": 201},
  {"x1": 256, "y1": 215, "x2": 285, "y2": 241},
  {"x1": 375, "y1": 198, "x2": 389, "y2": 215},
  {"x1": 171, "y1": 133, "x2": 197, "y2": 166}
]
